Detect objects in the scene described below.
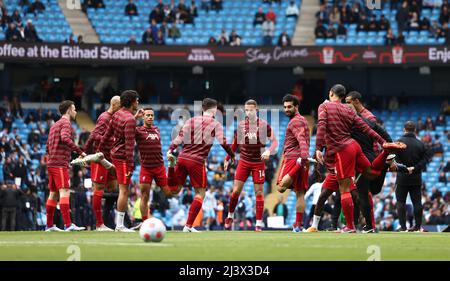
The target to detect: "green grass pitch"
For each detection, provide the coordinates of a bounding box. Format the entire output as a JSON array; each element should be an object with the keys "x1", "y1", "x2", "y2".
[{"x1": 0, "y1": 231, "x2": 449, "y2": 261}]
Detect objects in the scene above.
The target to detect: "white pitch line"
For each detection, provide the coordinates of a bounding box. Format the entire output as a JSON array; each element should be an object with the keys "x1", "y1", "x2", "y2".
[{"x1": 0, "y1": 241, "x2": 172, "y2": 247}]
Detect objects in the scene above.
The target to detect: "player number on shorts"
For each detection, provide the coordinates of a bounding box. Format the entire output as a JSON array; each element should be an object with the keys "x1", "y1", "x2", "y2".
[
  {"x1": 259, "y1": 170, "x2": 265, "y2": 179},
  {"x1": 67, "y1": 245, "x2": 81, "y2": 261},
  {"x1": 67, "y1": 0, "x2": 81, "y2": 10}
]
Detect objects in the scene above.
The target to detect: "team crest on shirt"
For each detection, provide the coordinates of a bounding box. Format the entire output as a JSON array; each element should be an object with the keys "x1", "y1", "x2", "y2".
[
  {"x1": 142, "y1": 176, "x2": 146, "y2": 181},
  {"x1": 146, "y1": 133, "x2": 159, "y2": 141},
  {"x1": 100, "y1": 176, "x2": 104, "y2": 180}
]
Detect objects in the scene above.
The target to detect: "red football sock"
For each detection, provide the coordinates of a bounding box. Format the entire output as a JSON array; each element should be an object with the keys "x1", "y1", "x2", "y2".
[
  {"x1": 341, "y1": 192, "x2": 355, "y2": 229},
  {"x1": 93, "y1": 190, "x2": 104, "y2": 227},
  {"x1": 45, "y1": 198, "x2": 57, "y2": 227},
  {"x1": 168, "y1": 167, "x2": 177, "y2": 186},
  {"x1": 228, "y1": 191, "x2": 240, "y2": 214},
  {"x1": 371, "y1": 150, "x2": 389, "y2": 175},
  {"x1": 186, "y1": 197, "x2": 203, "y2": 227},
  {"x1": 60, "y1": 196, "x2": 72, "y2": 227},
  {"x1": 368, "y1": 192, "x2": 376, "y2": 228},
  {"x1": 256, "y1": 195, "x2": 264, "y2": 221},
  {"x1": 295, "y1": 212, "x2": 303, "y2": 228}
]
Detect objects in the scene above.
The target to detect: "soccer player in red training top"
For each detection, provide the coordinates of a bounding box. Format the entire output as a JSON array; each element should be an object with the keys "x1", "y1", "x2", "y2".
[
  {"x1": 98, "y1": 90, "x2": 139, "y2": 232},
  {"x1": 45, "y1": 100, "x2": 86, "y2": 232},
  {"x1": 167, "y1": 98, "x2": 235, "y2": 233},
  {"x1": 223, "y1": 99, "x2": 278, "y2": 232},
  {"x1": 84, "y1": 96, "x2": 121, "y2": 232},
  {"x1": 315, "y1": 84, "x2": 405, "y2": 233},
  {"x1": 134, "y1": 107, "x2": 173, "y2": 229},
  {"x1": 276, "y1": 94, "x2": 311, "y2": 232}
]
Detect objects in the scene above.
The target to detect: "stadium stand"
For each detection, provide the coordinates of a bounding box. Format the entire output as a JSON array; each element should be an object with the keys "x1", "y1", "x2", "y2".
[
  {"x1": 85, "y1": 0, "x2": 300, "y2": 45},
  {"x1": 314, "y1": 0, "x2": 449, "y2": 46},
  {"x1": 1, "y1": 0, "x2": 73, "y2": 43}
]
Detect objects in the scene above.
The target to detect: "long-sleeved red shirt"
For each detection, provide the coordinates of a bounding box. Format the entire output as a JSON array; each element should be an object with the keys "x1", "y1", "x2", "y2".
[
  {"x1": 98, "y1": 108, "x2": 136, "y2": 165},
  {"x1": 136, "y1": 125, "x2": 164, "y2": 168},
  {"x1": 46, "y1": 117, "x2": 83, "y2": 168},
  {"x1": 169, "y1": 115, "x2": 234, "y2": 165},
  {"x1": 226, "y1": 118, "x2": 278, "y2": 163},
  {"x1": 84, "y1": 111, "x2": 113, "y2": 160},
  {"x1": 315, "y1": 101, "x2": 386, "y2": 171},
  {"x1": 283, "y1": 113, "x2": 310, "y2": 160}
]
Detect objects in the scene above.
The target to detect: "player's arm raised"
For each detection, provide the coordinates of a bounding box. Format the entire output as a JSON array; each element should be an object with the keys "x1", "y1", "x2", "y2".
[{"x1": 61, "y1": 122, "x2": 85, "y2": 157}]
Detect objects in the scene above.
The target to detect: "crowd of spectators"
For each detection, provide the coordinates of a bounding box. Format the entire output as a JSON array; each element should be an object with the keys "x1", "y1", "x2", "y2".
[{"x1": 314, "y1": 0, "x2": 450, "y2": 45}]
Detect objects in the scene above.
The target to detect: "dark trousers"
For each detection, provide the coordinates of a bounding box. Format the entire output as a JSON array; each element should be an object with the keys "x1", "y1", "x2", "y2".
[
  {"x1": 395, "y1": 184, "x2": 423, "y2": 229},
  {"x1": 1, "y1": 207, "x2": 16, "y2": 231}
]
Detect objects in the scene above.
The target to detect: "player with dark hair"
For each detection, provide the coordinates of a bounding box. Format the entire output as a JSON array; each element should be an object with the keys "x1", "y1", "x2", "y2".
[
  {"x1": 133, "y1": 107, "x2": 173, "y2": 229},
  {"x1": 313, "y1": 84, "x2": 405, "y2": 233},
  {"x1": 83, "y1": 96, "x2": 121, "y2": 232},
  {"x1": 167, "y1": 98, "x2": 235, "y2": 232},
  {"x1": 223, "y1": 99, "x2": 278, "y2": 232},
  {"x1": 277, "y1": 94, "x2": 311, "y2": 232},
  {"x1": 98, "y1": 90, "x2": 140, "y2": 232},
  {"x1": 45, "y1": 100, "x2": 86, "y2": 232}
]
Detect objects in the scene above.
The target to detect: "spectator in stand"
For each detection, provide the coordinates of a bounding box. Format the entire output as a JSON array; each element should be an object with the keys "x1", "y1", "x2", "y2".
[
  {"x1": 329, "y1": 6, "x2": 341, "y2": 26},
  {"x1": 201, "y1": 0, "x2": 210, "y2": 13},
  {"x1": 168, "y1": 22, "x2": 181, "y2": 40},
  {"x1": 217, "y1": 30, "x2": 228, "y2": 46},
  {"x1": 350, "y1": 1, "x2": 363, "y2": 23},
  {"x1": 158, "y1": 105, "x2": 170, "y2": 121},
  {"x1": 77, "y1": 35, "x2": 84, "y2": 44},
  {"x1": 409, "y1": 12, "x2": 420, "y2": 31},
  {"x1": 337, "y1": 22, "x2": 347, "y2": 38},
  {"x1": 150, "y1": 7, "x2": 164, "y2": 24},
  {"x1": 13, "y1": 155, "x2": 28, "y2": 189},
  {"x1": 286, "y1": 1, "x2": 299, "y2": 18},
  {"x1": 150, "y1": 19, "x2": 159, "y2": 42},
  {"x1": 436, "y1": 114, "x2": 446, "y2": 126},
  {"x1": 207, "y1": 36, "x2": 217, "y2": 45},
  {"x1": 178, "y1": 0, "x2": 187, "y2": 12},
  {"x1": 438, "y1": 172, "x2": 448, "y2": 184},
  {"x1": 316, "y1": 4, "x2": 328, "y2": 24},
  {"x1": 229, "y1": 30, "x2": 241, "y2": 47},
  {"x1": 416, "y1": 117, "x2": 425, "y2": 131},
  {"x1": 425, "y1": 116, "x2": 435, "y2": 131},
  {"x1": 24, "y1": 20, "x2": 41, "y2": 42},
  {"x1": 10, "y1": 10, "x2": 22, "y2": 27},
  {"x1": 211, "y1": 0, "x2": 223, "y2": 13},
  {"x1": 262, "y1": 17, "x2": 275, "y2": 46},
  {"x1": 385, "y1": 28, "x2": 396, "y2": 45},
  {"x1": 126, "y1": 35, "x2": 137, "y2": 45},
  {"x1": 125, "y1": 0, "x2": 138, "y2": 17},
  {"x1": 368, "y1": 15, "x2": 379, "y2": 31},
  {"x1": 155, "y1": 30, "x2": 165, "y2": 45},
  {"x1": 396, "y1": 1, "x2": 410, "y2": 32},
  {"x1": 357, "y1": 15, "x2": 369, "y2": 32},
  {"x1": 159, "y1": 21, "x2": 169, "y2": 38},
  {"x1": 266, "y1": 8, "x2": 277, "y2": 23},
  {"x1": 5, "y1": 23, "x2": 23, "y2": 42},
  {"x1": 28, "y1": 0, "x2": 45, "y2": 15},
  {"x1": 396, "y1": 31, "x2": 405, "y2": 45},
  {"x1": 65, "y1": 34, "x2": 76, "y2": 45},
  {"x1": 254, "y1": 7, "x2": 266, "y2": 27},
  {"x1": 277, "y1": 31, "x2": 291, "y2": 47},
  {"x1": 327, "y1": 24, "x2": 337, "y2": 39},
  {"x1": 315, "y1": 20, "x2": 327, "y2": 39},
  {"x1": 189, "y1": 1, "x2": 198, "y2": 18},
  {"x1": 379, "y1": 15, "x2": 390, "y2": 31},
  {"x1": 421, "y1": 17, "x2": 431, "y2": 31},
  {"x1": 83, "y1": 0, "x2": 105, "y2": 10},
  {"x1": 440, "y1": 6, "x2": 450, "y2": 25},
  {"x1": 142, "y1": 28, "x2": 154, "y2": 45},
  {"x1": 340, "y1": 7, "x2": 352, "y2": 24},
  {"x1": 443, "y1": 23, "x2": 450, "y2": 44}
]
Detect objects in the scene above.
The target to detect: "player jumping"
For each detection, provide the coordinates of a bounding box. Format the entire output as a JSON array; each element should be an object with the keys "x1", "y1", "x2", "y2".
[
  {"x1": 167, "y1": 98, "x2": 235, "y2": 233},
  {"x1": 45, "y1": 100, "x2": 86, "y2": 232},
  {"x1": 223, "y1": 99, "x2": 278, "y2": 232},
  {"x1": 276, "y1": 94, "x2": 311, "y2": 232}
]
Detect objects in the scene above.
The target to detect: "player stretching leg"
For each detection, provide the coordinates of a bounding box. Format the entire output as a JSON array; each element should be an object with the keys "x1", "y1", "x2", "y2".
[
  {"x1": 167, "y1": 98, "x2": 235, "y2": 233},
  {"x1": 223, "y1": 100, "x2": 278, "y2": 232},
  {"x1": 82, "y1": 96, "x2": 121, "y2": 232},
  {"x1": 45, "y1": 100, "x2": 86, "y2": 232},
  {"x1": 276, "y1": 95, "x2": 311, "y2": 232},
  {"x1": 132, "y1": 107, "x2": 173, "y2": 230},
  {"x1": 314, "y1": 84, "x2": 405, "y2": 233},
  {"x1": 98, "y1": 90, "x2": 140, "y2": 232}
]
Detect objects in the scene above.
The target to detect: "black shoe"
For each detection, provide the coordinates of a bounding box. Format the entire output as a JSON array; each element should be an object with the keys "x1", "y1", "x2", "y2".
[
  {"x1": 361, "y1": 225, "x2": 375, "y2": 234},
  {"x1": 397, "y1": 226, "x2": 408, "y2": 232}
]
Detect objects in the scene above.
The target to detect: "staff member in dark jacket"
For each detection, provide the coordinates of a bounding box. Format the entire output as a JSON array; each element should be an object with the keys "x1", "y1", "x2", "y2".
[{"x1": 394, "y1": 121, "x2": 432, "y2": 232}]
